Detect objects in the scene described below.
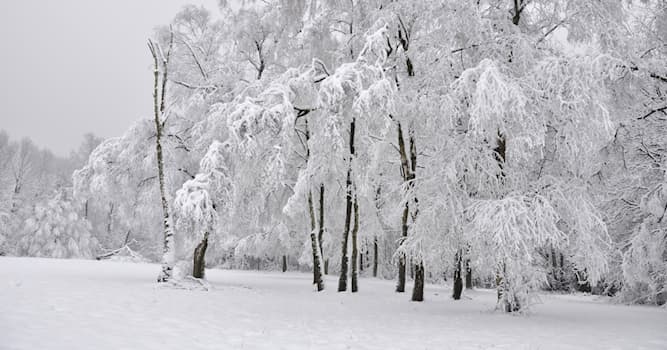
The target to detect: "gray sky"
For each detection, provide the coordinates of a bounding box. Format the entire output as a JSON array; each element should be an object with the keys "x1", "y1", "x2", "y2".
[{"x1": 0, "y1": 0, "x2": 218, "y2": 156}]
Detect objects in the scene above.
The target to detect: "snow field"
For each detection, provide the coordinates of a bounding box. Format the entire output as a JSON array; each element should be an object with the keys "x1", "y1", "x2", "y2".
[{"x1": 1, "y1": 257, "x2": 665, "y2": 350}]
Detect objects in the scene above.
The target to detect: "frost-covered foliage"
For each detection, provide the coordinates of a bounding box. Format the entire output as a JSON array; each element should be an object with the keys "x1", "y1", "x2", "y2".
[
  {"x1": 0, "y1": 131, "x2": 97, "y2": 257},
  {"x1": 616, "y1": 171, "x2": 667, "y2": 305},
  {"x1": 16, "y1": 190, "x2": 97, "y2": 259},
  {"x1": 173, "y1": 140, "x2": 234, "y2": 274},
  {"x1": 27, "y1": 0, "x2": 664, "y2": 308}
]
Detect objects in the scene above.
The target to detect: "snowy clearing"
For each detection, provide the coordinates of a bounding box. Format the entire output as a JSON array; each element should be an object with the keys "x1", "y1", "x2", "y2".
[{"x1": 1, "y1": 257, "x2": 665, "y2": 350}]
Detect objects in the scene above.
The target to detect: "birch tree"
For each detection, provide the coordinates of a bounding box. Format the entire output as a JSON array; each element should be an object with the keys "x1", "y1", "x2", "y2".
[{"x1": 148, "y1": 31, "x2": 178, "y2": 283}]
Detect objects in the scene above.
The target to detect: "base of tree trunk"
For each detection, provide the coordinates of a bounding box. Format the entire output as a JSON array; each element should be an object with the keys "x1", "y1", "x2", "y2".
[
  {"x1": 157, "y1": 265, "x2": 172, "y2": 283},
  {"x1": 351, "y1": 197, "x2": 359, "y2": 293},
  {"x1": 373, "y1": 238, "x2": 378, "y2": 278},
  {"x1": 309, "y1": 232, "x2": 324, "y2": 291},
  {"x1": 499, "y1": 298, "x2": 521, "y2": 313},
  {"x1": 282, "y1": 255, "x2": 287, "y2": 273},
  {"x1": 360, "y1": 251, "x2": 365, "y2": 272},
  {"x1": 192, "y1": 234, "x2": 208, "y2": 279},
  {"x1": 453, "y1": 253, "x2": 463, "y2": 300},
  {"x1": 411, "y1": 262, "x2": 424, "y2": 302},
  {"x1": 396, "y1": 258, "x2": 406, "y2": 292},
  {"x1": 338, "y1": 256, "x2": 348, "y2": 292},
  {"x1": 453, "y1": 272, "x2": 463, "y2": 300}
]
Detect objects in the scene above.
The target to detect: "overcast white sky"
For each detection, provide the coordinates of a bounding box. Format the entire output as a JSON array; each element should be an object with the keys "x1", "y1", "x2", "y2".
[{"x1": 0, "y1": 0, "x2": 219, "y2": 156}]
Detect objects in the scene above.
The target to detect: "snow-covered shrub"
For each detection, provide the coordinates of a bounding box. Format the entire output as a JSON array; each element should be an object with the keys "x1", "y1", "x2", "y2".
[
  {"x1": 620, "y1": 179, "x2": 667, "y2": 305},
  {"x1": 621, "y1": 222, "x2": 667, "y2": 305},
  {"x1": 465, "y1": 193, "x2": 566, "y2": 311},
  {"x1": 17, "y1": 190, "x2": 98, "y2": 259}
]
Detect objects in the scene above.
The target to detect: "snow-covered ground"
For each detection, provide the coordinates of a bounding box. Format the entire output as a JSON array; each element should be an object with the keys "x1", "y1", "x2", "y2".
[{"x1": 1, "y1": 257, "x2": 665, "y2": 350}]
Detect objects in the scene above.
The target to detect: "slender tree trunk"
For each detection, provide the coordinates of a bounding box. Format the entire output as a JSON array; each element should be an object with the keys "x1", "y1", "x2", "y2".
[
  {"x1": 192, "y1": 232, "x2": 209, "y2": 279},
  {"x1": 309, "y1": 190, "x2": 324, "y2": 291},
  {"x1": 149, "y1": 35, "x2": 175, "y2": 284},
  {"x1": 395, "y1": 23, "x2": 421, "y2": 296},
  {"x1": 254, "y1": 39, "x2": 265, "y2": 80},
  {"x1": 373, "y1": 236, "x2": 378, "y2": 277},
  {"x1": 395, "y1": 122, "x2": 419, "y2": 293},
  {"x1": 496, "y1": 265, "x2": 508, "y2": 312},
  {"x1": 411, "y1": 262, "x2": 424, "y2": 301},
  {"x1": 453, "y1": 251, "x2": 463, "y2": 300},
  {"x1": 338, "y1": 118, "x2": 355, "y2": 292},
  {"x1": 465, "y1": 258, "x2": 473, "y2": 289},
  {"x1": 351, "y1": 196, "x2": 359, "y2": 293},
  {"x1": 282, "y1": 255, "x2": 287, "y2": 272},
  {"x1": 338, "y1": 118, "x2": 356, "y2": 292},
  {"x1": 324, "y1": 259, "x2": 329, "y2": 275},
  {"x1": 318, "y1": 184, "x2": 325, "y2": 265},
  {"x1": 512, "y1": 0, "x2": 523, "y2": 26},
  {"x1": 396, "y1": 200, "x2": 408, "y2": 292},
  {"x1": 123, "y1": 230, "x2": 131, "y2": 246},
  {"x1": 304, "y1": 117, "x2": 324, "y2": 291},
  {"x1": 550, "y1": 245, "x2": 558, "y2": 288},
  {"x1": 360, "y1": 250, "x2": 364, "y2": 272},
  {"x1": 494, "y1": 133, "x2": 513, "y2": 309},
  {"x1": 337, "y1": 169, "x2": 352, "y2": 292},
  {"x1": 496, "y1": 261, "x2": 518, "y2": 312},
  {"x1": 559, "y1": 253, "x2": 565, "y2": 285},
  {"x1": 407, "y1": 129, "x2": 421, "y2": 298}
]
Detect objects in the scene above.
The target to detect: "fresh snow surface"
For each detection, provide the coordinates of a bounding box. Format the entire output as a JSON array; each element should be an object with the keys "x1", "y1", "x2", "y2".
[{"x1": 1, "y1": 257, "x2": 665, "y2": 350}]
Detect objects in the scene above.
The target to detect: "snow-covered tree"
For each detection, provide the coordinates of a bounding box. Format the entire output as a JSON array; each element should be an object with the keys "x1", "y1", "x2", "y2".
[
  {"x1": 17, "y1": 189, "x2": 97, "y2": 259},
  {"x1": 174, "y1": 140, "x2": 232, "y2": 279},
  {"x1": 60, "y1": 0, "x2": 666, "y2": 311}
]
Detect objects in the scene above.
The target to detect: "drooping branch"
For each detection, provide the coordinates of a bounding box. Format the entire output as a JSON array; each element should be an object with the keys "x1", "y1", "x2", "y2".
[{"x1": 638, "y1": 106, "x2": 667, "y2": 120}]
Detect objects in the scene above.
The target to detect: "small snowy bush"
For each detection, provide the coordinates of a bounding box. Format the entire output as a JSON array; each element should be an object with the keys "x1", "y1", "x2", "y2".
[{"x1": 17, "y1": 190, "x2": 98, "y2": 259}]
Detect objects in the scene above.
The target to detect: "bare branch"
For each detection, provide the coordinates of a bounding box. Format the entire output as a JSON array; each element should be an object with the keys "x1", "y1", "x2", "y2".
[{"x1": 638, "y1": 105, "x2": 667, "y2": 120}]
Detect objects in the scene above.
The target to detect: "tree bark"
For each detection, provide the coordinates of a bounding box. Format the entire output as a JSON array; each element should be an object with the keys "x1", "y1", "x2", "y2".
[
  {"x1": 411, "y1": 261, "x2": 424, "y2": 301},
  {"x1": 512, "y1": 0, "x2": 523, "y2": 26},
  {"x1": 494, "y1": 133, "x2": 514, "y2": 309},
  {"x1": 408, "y1": 129, "x2": 421, "y2": 298},
  {"x1": 453, "y1": 251, "x2": 463, "y2": 300},
  {"x1": 192, "y1": 232, "x2": 209, "y2": 279},
  {"x1": 496, "y1": 268, "x2": 508, "y2": 312},
  {"x1": 305, "y1": 117, "x2": 324, "y2": 291},
  {"x1": 149, "y1": 34, "x2": 176, "y2": 284},
  {"x1": 351, "y1": 196, "x2": 359, "y2": 293},
  {"x1": 309, "y1": 190, "x2": 324, "y2": 291},
  {"x1": 282, "y1": 255, "x2": 287, "y2": 272},
  {"x1": 321, "y1": 184, "x2": 328, "y2": 276},
  {"x1": 397, "y1": 199, "x2": 408, "y2": 292},
  {"x1": 338, "y1": 118, "x2": 356, "y2": 292},
  {"x1": 318, "y1": 184, "x2": 325, "y2": 265},
  {"x1": 496, "y1": 261, "x2": 519, "y2": 312},
  {"x1": 373, "y1": 236, "x2": 378, "y2": 278},
  {"x1": 396, "y1": 122, "x2": 410, "y2": 293},
  {"x1": 360, "y1": 250, "x2": 364, "y2": 272}
]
